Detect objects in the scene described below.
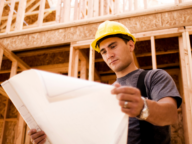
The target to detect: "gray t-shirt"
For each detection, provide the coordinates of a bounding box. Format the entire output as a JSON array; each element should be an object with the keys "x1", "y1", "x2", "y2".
[{"x1": 116, "y1": 69, "x2": 182, "y2": 144}]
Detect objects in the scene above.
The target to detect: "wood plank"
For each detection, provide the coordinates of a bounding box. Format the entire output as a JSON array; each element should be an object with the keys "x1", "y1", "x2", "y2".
[
  {"x1": 68, "y1": 45, "x2": 75, "y2": 76},
  {"x1": 0, "y1": 42, "x2": 30, "y2": 70},
  {"x1": 56, "y1": 0, "x2": 61, "y2": 23},
  {"x1": 15, "y1": 115, "x2": 26, "y2": 144},
  {"x1": 6, "y1": 0, "x2": 16, "y2": 33},
  {"x1": 0, "y1": 99, "x2": 8, "y2": 144},
  {"x1": 38, "y1": 0, "x2": 45, "y2": 27},
  {"x1": 89, "y1": 47, "x2": 95, "y2": 81},
  {"x1": 0, "y1": 87, "x2": 9, "y2": 98},
  {"x1": 100, "y1": 0, "x2": 104, "y2": 16},
  {"x1": 15, "y1": 0, "x2": 26, "y2": 31},
  {"x1": 80, "y1": 59, "x2": 87, "y2": 79},
  {"x1": 178, "y1": 36, "x2": 192, "y2": 144},
  {"x1": 114, "y1": 0, "x2": 119, "y2": 14},
  {"x1": 64, "y1": 0, "x2": 71, "y2": 22},
  {"x1": 93, "y1": 0, "x2": 99, "y2": 17},
  {"x1": 136, "y1": 50, "x2": 179, "y2": 57},
  {"x1": 134, "y1": 0, "x2": 138, "y2": 10},
  {"x1": 129, "y1": 0, "x2": 132, "y2": 11},
  {"x1": 150, "y1": 36, "x2": 157, "y2": 69},
  {"x1": 74, "y1": 49, "x2": 79, "y2": 78},
  {"x1": 73, "y1": 0, "x2": 78, "y2": 20},
  {"x1": 0, "y1": 0, "x2": 5, "y2": 24},
  {"x1": 10, "y1": 61, "x2": 18, "y2": 78},
  {"x1": 144, "y1": 0, "x2": 147, "y2": 9},
  {"x1": 24, "y1": 126, "x2": 31, "y2": 144},
  {"x1": 0, "y1": 48, "x2": 3, "y2": 70}
]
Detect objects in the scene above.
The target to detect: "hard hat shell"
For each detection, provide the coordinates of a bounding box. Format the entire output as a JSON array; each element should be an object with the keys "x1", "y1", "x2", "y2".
[{"x1": 91, "y1": 21, "x2": 136, "y2": 52}]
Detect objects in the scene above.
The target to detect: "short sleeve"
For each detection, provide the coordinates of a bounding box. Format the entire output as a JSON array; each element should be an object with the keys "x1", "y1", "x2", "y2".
[{"x1": 145, "y1": 69, "x2": 182, "y2": 108}]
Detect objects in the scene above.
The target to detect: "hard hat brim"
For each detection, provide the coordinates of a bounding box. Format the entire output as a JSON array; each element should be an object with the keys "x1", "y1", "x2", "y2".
[{"x1": 91, "y1": 32, "x2": 136, "y2": 53}]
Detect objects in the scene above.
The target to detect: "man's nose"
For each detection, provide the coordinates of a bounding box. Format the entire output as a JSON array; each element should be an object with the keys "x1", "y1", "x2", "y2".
[{"x1": 106, "y1": 50, "x2": 114, "y2": 59}]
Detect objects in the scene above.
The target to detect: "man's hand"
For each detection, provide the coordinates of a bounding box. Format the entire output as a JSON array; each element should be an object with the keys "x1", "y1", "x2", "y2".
[
  {"x1": 28, "y1": 129, "x2": 46, "y2": 144},
  {"x1": 111, "y1": 83, "x2": 144, "y2": 117}
]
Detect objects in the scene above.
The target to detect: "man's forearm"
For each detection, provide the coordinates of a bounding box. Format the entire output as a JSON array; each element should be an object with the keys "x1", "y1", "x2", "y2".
[{"x1": 145, "y1": 97, "x2": 178, "y2": 126}]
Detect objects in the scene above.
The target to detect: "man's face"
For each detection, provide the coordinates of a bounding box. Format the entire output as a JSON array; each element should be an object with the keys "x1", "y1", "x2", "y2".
[{"x1": 99, "y1": 37, "x2": 134, "y2": 73}]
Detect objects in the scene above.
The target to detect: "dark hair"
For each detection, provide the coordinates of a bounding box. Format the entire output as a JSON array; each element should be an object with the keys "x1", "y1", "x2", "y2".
[{"x1": 96, "y1": 34, "x2": 133, "y2": 48}]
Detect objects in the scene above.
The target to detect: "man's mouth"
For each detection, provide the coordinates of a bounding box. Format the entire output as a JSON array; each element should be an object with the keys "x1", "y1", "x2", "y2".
[{"x1": 110, "y1": 59, "x2": 118, "y2": 65}]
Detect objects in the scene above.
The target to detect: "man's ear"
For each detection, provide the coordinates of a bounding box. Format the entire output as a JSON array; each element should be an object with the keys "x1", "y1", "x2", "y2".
[{"x1": 128, "y1": 40, "x2": 135, "y2": 52}]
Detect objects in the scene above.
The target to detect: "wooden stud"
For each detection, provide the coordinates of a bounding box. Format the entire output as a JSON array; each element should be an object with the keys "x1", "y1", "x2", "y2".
[
  {"x1": 89, "y1": 46, "x2": 95, "y2": 81},
  {"x1": 68, "y1": 45, "x2": 75, "y2": 77},
  {"x1": 178, "y1": 35, "x2": 192, "y2": 144},
  {"x1": 15, "y1": 0, "x2": 26, "y2": 31},
  {"x1": 0, "y1": 99, "x2": 9, "y2": 144},
  {"x1": 0, "y1": 0, "x2": 5, "y2": 24},
  {"x1": 0, "y1": 48, "x2": 3, "y2": 70},
  {"x1": 74, "y1": 49, "x2": 79, "y2": 78},
  {"x1": 114, "y1": 0, "x2": 119, "y2": 14},
  {"x1": 175, "y1": 0, "x2": 179, "y2": 5},
  {"x1": 93, "y1": 0, "x2": 99, "y2": 17},
  {"x1": 10, "y1": 61, "x2": 18, "y2": 78},
  {"x1": 0, "y1": 42, "x2": 30, "y2": 70},
  {"x1": 0, "y1": 87, "x2": 9, "y2": 98},
  {"x1": 150, "y1": 36, "x2": 157, "y2": 69},
  {"x1": 100, "y1": 0, "x2": 104, "y2": 16},
  {"x1": 15, "y1": 115, "x2": 26, "y2": 144},
  {"x1": 6, "y1": 0, "x2": 16, "y2": 33},
  {"x1": 80, "y1": 59, "x2": 87, "y2": 80},
  {"x1": 144, "y1": 0, "x2": 148, "y2": 9},
  {"x1": 24, "y1": 126, "x2": 31, "y2": 144},
  {"x1": 64, "y1": 0, "x2": 71, "y2": 22},
  {"x1": 73, "y1": 0, "x2": 79, "y2": 20},
  {"x1": 56, "y1": 0, "x2": 61, "y2": 23},
  {"x1": 38, "y1": 0, "x2": 45, "y2": 26},
  {"x1": 129, "y1": 0, "x2": 132, "y2": 11},
  {"x1": 134, "y1": 0, "x2": 138, "y2": 10}
]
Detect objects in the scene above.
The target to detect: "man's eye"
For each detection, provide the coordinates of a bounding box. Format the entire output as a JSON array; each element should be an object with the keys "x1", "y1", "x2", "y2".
[
  {"x1": 111, "y1": 45, "x2": 116, "y2": 48},
  {"x1": 101, "y1": 51, "x2": 106, "y2": 55}
]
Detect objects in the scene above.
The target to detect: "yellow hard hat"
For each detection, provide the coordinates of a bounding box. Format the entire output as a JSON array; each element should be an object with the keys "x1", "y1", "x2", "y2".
[{"x1": 91, "y1": 20, "x2": 136, "y2": 52}]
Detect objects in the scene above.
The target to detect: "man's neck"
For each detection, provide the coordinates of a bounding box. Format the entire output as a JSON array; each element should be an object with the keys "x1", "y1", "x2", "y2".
[{"x1": 115, "y1": 62, "x2": 138, "y2": 78}]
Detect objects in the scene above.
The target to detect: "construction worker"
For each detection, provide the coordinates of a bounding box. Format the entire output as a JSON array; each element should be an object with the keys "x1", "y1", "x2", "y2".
[{"x1": 28, "y1": 21, "x2": 182, "y2": 144}]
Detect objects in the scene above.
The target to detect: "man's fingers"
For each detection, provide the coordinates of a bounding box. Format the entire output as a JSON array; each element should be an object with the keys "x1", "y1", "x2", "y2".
[
  {"x1": 33, "y1": 135, "x2": 46, "y2": 144},
  {"x1": 114, "y1": 83, "x2": 121, "y2": 88},
  {"x1": 28, "y1": 129, "x2": 37, "y2": 135},
  {"x1": 116, "y1": 93, "x2": 136, "y2": 101},
  {"x1": 111, "y1": 86, "x2": 140, "y2": 95},
  {"x1": 31, "y1": 131, "x2": 45, "y2": 140},
  {"x1": 39, "y1": 138, "x2": 46, "y2": 144}
]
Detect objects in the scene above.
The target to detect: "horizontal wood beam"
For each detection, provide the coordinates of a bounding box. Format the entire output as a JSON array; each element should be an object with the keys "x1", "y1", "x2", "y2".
[{"x1": 0, "y1": 43, "x2": 30, "y2": 70}]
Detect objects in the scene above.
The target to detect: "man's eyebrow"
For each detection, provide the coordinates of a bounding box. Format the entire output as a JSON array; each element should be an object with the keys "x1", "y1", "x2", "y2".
[{"x1": 108, "y1": 41, "x2": 117, "y2": 48}]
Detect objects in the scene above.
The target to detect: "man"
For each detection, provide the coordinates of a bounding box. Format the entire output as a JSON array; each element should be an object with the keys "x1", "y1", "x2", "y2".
[{"x1": 28, "y1": 21, "x2": 182, "y2": 144}]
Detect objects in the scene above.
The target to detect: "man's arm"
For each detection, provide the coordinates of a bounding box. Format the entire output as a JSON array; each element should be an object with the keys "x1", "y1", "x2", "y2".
[{"x1": 111, "y1": 83, "x2": 178, "y2": 126}]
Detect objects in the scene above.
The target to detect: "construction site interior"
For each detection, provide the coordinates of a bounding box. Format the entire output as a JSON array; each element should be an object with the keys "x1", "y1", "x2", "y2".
[{"x1": 0, "y1": 0, "x2": 192, "y2": 144}]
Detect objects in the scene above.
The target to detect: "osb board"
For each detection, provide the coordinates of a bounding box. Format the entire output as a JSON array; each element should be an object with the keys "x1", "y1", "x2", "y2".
[
  {"x1": 1, "y1": 51, "x2": 69, "y2": 70},
  {"x1": 0, "y1": 95, "x2": 7, "y2": 119},
  {"x1": 2, "y1": 121, "x2": 17, "y2": 144},
  {"x1": 1, "y1": 8, "x2": 192, "y2": 50}
]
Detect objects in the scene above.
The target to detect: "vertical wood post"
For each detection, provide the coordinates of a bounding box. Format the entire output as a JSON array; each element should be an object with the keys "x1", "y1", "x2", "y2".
[
  {"x1": 24, "y1": 126, "x2": 31, "y2": 144},
  {"x1": 88, "y1": 0, "x2": 93, "y2": 18},
  {"x1": 74, "y1": 49, "x2": 79, "y2": 78},
  {"x1": 89, "y1": 47, "x2": 95, "y2": 81},
  {"x1": 178, "y1": 35, "x2": 192, "y2": 144},
  {"x1": 134, "y1": 0, "x2": 138, "y2": 10},
  {"x1": 0, "y1": 48, "x2": 3, "y2": 70},
  {"x1": 114, "y1": 0, "x2": 119, "y2": 14},
  {"x1": 74, "y1": 0, "x2": 79, "y2": 20},
  {"x1": 151, "y1": 36, "x2": 157, "y2": 69},
  {"x1": 144, "y1": 0, "x2": 148, "y2": 9},
  {"x1": 56, "y1": 0, "x2": 61, "y2": 23},
  {"x1": 68, "y1": 45, "x2": 75, "y2": 77},
  {"x1": 93, "y1": 0, "x2": 99, "y2": 17},
  {"x1": 15, "y1": 0, "x2": 26, "y2": 31},
  {"x1": 38, "y1": 0, "x2": 45, "y2": 26},
  {"x1": 0, "y1": 99, "x2": 9, "y2": 144},
  {"x1": 64, "y1": 0, "x2": 71, "y2": 22},
  {"x1": 80, "y1": 60, "x2": 87, "y2": 80},
  {"x1": 6, "y1": 0, "x2": 15, "y2": 33},
  {"x1": 100, "y1": 0, "x2": 104, "y2": 16},
  {"x1": 0, "y1": 0, "x2": 5, "y2": 23},
  {"x1": 129, "y1": 0, "x2": 132, "y2": 11}
]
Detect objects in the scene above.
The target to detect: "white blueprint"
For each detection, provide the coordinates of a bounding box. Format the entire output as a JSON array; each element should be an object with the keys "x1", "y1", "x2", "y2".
[{"x1": 2, "y1": 69, "x2": 128, "y2": 144}]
